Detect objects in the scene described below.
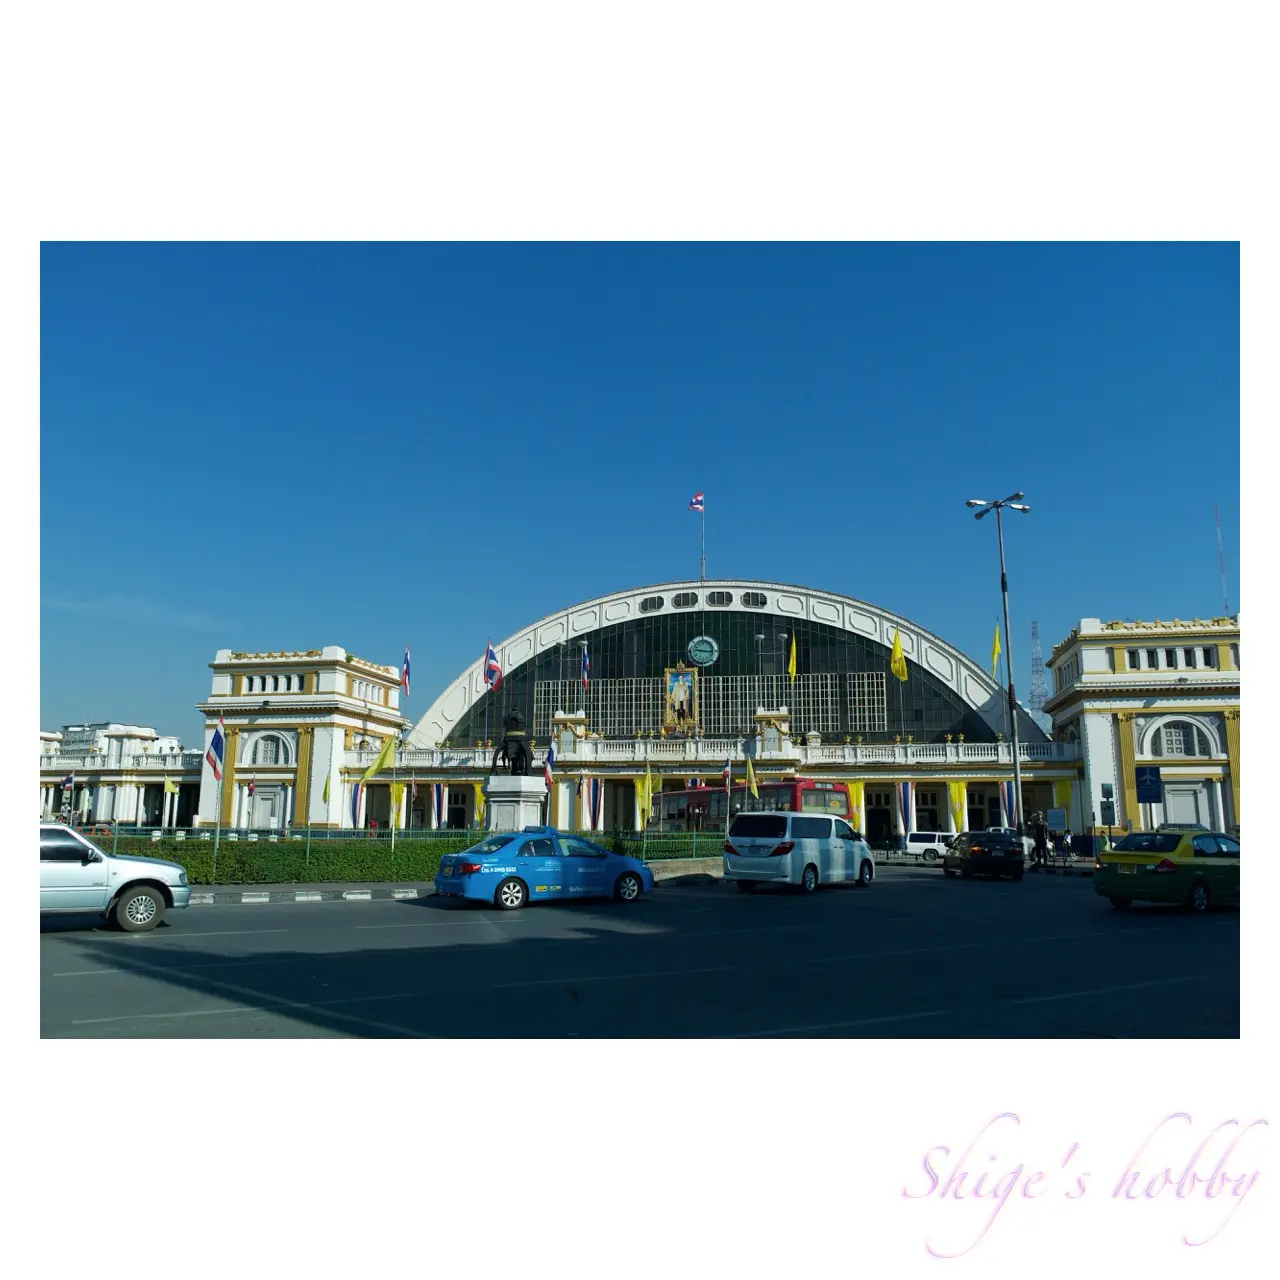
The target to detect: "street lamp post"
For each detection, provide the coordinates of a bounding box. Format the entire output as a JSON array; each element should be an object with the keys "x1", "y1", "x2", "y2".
[{"x1": 966, "y1": 493, "x2": 1031, "y2": 837}]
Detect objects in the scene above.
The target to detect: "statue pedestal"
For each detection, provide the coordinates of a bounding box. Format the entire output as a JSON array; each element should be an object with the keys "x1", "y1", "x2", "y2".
[{"x1": 483, "y1": 775, "x2": 548, "y2": 831}]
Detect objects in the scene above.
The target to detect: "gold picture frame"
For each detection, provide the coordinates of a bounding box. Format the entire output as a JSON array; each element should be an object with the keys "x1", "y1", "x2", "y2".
[{"x1": 663, "y1": 664, "x2": 699, "y2": 731}]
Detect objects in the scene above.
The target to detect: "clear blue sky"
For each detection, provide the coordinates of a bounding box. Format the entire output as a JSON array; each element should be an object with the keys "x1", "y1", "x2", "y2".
[{"x1": 40, "y1": 243, "x2": 1239, "y2": 746}]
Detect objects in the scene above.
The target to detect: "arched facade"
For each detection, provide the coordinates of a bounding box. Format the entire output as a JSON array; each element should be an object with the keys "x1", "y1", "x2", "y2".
[{"x1": 407, "y1": 579, "x2": 1047, "y2": 748}]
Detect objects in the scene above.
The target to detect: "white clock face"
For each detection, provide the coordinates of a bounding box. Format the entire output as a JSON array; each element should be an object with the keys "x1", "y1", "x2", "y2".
[{"x1": 687, "y1": 636, "x2": 719, "y2": 666}]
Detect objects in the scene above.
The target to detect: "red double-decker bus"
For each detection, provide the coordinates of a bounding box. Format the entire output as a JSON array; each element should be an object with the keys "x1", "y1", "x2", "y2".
[{"x1": 649, "y1": 777, "x2": 853, "y2": 832}]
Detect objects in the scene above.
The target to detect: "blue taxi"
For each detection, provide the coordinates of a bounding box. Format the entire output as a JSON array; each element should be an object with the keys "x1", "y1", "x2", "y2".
[{"x1": 433, "y1": 828, "x2": 656, "y2": 910}]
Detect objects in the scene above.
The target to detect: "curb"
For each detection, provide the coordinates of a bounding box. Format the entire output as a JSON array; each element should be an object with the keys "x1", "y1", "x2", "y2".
[{"x1": 189, "y1": 887, "x2": 428, "y2": 906}]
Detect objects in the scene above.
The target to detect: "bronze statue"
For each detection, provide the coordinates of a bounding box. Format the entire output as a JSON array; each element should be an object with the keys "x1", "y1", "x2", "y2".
[{"x1": 492, "y1": 709, "x2": 533, "y2": 776}]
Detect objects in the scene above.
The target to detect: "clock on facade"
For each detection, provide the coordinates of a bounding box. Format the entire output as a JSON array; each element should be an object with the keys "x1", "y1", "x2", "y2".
[{"x1": 687, "y1": 635, "x2": 719, "y2": 666}]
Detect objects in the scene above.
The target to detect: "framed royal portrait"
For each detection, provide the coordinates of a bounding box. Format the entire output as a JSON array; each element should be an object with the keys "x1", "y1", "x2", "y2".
[{"x1": 663, "y1": 665, "x2": 698, "y2": 731}]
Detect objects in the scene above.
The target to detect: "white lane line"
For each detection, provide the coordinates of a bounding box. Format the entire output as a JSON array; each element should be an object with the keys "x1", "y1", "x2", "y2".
[
  {"x1": 492, "y1": 965, "x2": 733, "y2": 990},
  {"x1": 803, "y1": 942, "x2": 982, "y2": 965},
  {"x1": 71, "y1": 990, "x2": 421, "y2": 1026},
  {"x1": 731, "y1": 1009, "x2": 951, "y2": 1037},
  {"x1": 1010, "y1": 975, "x2": 1209, "y2": 1006},
  {"x1": 240, "y1": 893, "x2": 271, "y2": 903},
  {"x1": 342, "y1": 890, "x2": 373, "y2": 900},
  {"x1": 353, "y1": 915, "x2": 541, "y2": 931},
  {"x1": 164, "y1": 928, "x2": 291, "y2": 939}
]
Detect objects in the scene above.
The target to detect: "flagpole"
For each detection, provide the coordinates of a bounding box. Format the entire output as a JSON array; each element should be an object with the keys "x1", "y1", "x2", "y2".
[
  {"x1": 212, "y1": 771, "x2": 222, "y2": 886},
  {"x1": 700, "y1": 507, "x2": 706, "y2": 581}
]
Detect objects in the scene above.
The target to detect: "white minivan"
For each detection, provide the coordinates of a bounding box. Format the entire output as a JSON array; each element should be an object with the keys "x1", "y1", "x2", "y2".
[{"x1": 724, "y1": 811, "x2": 875, "y2": 893}]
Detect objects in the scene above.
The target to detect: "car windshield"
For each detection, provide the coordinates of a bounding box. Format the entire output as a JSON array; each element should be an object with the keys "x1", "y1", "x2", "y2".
[
  {"x1": 1112, "y1": 832, "x2": 1181, "y2": 854},
  {"x1": 729, "y1": 814, "x2": 788, "y2": 838},
  {"x1": 468, "y1": 835, "x2": 516, "y2": 857}
]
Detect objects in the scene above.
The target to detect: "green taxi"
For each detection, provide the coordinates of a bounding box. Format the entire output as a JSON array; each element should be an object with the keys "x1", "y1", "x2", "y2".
[{"x1": 1094, "y1": 829, "x2": 1239, "y2": 913}]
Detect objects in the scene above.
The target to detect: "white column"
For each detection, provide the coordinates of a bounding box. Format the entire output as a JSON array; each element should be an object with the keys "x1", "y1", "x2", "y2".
[
  {"x1": 357, "y1": 785, "x2": 368, "y2": 829},
  {"x1": 1209, "y1": 778, "x2": 1225, "y2": 830},
  {"x1": 633, "y1": 780, "x2": 643, "y2": 832},
  {"x1": 398, "y1": 785, "x2": 408, "y2": 830},
  {"x1": 428, "y1": 783, "x2": 439, "y2": 829},
  {"x1": 284, "y1": 783, "x2": 293, "y2": 830}
]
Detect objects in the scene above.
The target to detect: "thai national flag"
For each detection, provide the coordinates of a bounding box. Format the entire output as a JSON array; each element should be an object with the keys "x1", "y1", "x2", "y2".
[
  {"x1": 543, "y1": 741, "x2": 556, "y2": 788},
  {"x1": 62, "y1": 773, "x2": 74, "y2": 788},
  {"x1": 581, "y1": 643, "x2": 589, "y2": 693},
  {"x1": 401, "y1": 646, "x2": 411, "y2": 698},
  {"x1": 689, "y1": 491, "x2": 704, "y2": 512},
  {"x1": 206, "y1": 715, "x2": 226, "y2": 782},
  {"x1": 248, "y1": 779, "x2": 256, "y2": 797},
  {"x1": 483, "y1": 641, "x2": 503, "y2": 691}
]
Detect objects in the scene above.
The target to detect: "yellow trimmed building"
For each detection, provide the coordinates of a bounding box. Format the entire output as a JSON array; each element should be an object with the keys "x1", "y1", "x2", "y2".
[{"x1": 1043, "y1": 616, "x2": 1240, "y2": 835}]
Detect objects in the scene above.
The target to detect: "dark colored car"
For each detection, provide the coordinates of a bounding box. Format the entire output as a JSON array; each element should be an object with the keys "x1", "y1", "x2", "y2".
[{"x1": 943, "y1": 831, "x2": 1025, "y2": 881}]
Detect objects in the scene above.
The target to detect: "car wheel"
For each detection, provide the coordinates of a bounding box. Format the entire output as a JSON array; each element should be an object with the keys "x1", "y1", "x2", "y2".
[
  {"x1": 735, "y1": 880, "x2": 757, "y2": 893},
  {"x1": 114, "y1": 884, "x2": 166, "y2": 932},
  {"x1": 857, "y1": 860, "x2": 873, "y2": 887},
  {"x1": 943, "y1": 867, "x2": 957, "y2": 877},
  {"x1": 801, "y1": 864, "x2": 819, "y2": 893},
  {"x1": 1109, "y1": 896, "x2": 1132, "y2": 910},
  {"x1": 495, "y1": 877, "x2": 527, "y2": 910},
  {"x1": 614, "y1": 872, "x2": 643, "y2": 903},
  {"x1": 923, "y1": 849, "x2": 938, "y2": 863},
  {"x1": 1188, "y1": 880, "x2": 1211, "y2": 915}
]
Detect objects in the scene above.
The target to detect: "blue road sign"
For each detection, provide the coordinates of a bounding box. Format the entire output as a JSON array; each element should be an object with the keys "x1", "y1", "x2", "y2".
[
  {"x1": 1135, "y1": 767, "x2": 1163, "y2": 804},
  {"x1": 1046, "y1": 807, "x2": 1067, "y2": 832}
]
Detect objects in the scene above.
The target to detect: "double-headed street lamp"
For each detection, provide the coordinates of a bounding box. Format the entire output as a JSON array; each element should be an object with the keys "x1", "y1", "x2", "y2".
[{"x1": 966, "y1": 492, "x2": 1031, "y2": 836}]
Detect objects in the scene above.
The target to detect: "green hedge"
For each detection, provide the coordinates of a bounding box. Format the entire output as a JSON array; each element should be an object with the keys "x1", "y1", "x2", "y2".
[{"x1": 106, "y1": 829, "x2": 721, "y2": 884}]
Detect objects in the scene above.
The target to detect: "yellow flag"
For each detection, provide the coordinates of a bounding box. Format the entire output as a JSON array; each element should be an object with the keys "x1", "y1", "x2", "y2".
[
  {"x1": 322, "y1": 773, "x2": 330, "y2": 803},
  {"x1": 787, "y1": 634, "x2": 797, "y2": 683},
  {"x1": 473, "y1": 782, "x2": 486, "y2": 826},
  {"x1": 991, "y1": 624, "x2": 1002, "y2": 680},
  {"x1": 846, "y1": 780, "x2": 864, "y2": 831},
  {"x1": 746, "y1": 755, "x2": 759, "y2": 800},
  {"x1": 360, "y1": 735, "x2": 397, "y2": 783},
  {"x1": 163, "y1": 776, "x2": 179, "y2": 795},
  {"x1": 948, "y1": 780, "x2": 967, "y2": 831},
  {"x1": 890, "y1": 628, "x2": 908, "y2": 682},
  {"x1": 390, "y1": 781, "x2": 405, "y2": 815}
]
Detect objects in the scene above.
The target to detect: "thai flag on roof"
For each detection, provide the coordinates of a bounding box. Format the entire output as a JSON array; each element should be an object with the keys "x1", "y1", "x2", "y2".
[
  {"x1": 483, "y1": 641, "x2": 503, "y2": 691},
  {"x1": 206, "y1": 715, "x2": 226, "y2": 782},
  {"x1": 689, "y1": 492, "x2": 704, "y2": 512},
  {"x1": 401, "y1": 646, "x2": 411, "y2": 698},
  {"x1": 581, "y1": 643, "x2": 590, "y2": 693},
  {"x1": 543, "y1": 741, "x2": 556, "y2": 789}
]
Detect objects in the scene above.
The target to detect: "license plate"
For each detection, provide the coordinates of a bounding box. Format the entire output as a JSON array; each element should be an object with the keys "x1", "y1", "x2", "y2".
[
  {"x1": 990, "y1": 850, "x2": 1004, "y2": 857},
  {"x1": 1118, "y1": 865, "x2": 1135, "y2": 875},
  {"x1": 442, "y1": 865, "x2": 453, "y2": 876}
]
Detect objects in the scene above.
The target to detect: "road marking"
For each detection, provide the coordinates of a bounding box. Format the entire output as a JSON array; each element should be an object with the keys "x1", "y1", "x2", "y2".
[
  {"x1": 294, "y1": 892, "x2": 324, "y2": 902},
  {"x1": 240, "y1": 893, "x2": 271, "y2": 903},
  {"x1": 1010, "y1": 975, "x2": 1208, "y2": 1005},
  {"x1": 390, "y1": 889, "x2": 420, "y2": 899},
  {"x1": 803, "y1": 941, "x2": 983, "y2": 965},
  {"x1": 71, "y1": 990, "x2": 421, "y2": 1026},
  {"x1": 342, "y1": 890, "x2": 373, "y2": 900},
  {"x1": 353, "y1": 915, "x2": 541, "y2": 930},
  {"x1": 730, "y1": 1009, "x2": 950, "y2": 1037},
  {"x1": 492, "y1": 965, "x2": 733, "y2": 990}
]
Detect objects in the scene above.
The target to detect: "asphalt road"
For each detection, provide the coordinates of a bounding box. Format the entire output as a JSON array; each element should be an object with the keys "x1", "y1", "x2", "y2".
[{"x1": 39, "y1": 867, "x2": 1240, "y2": 1038}]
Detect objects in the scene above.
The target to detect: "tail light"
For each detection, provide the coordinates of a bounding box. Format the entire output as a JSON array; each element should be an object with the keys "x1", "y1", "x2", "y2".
[
  {"x1": 771, "y1": 840, "x2": 795, "y2": 857},
  {"x1": 458, "y1": 862, "x2": 483, "y2": 875},
  {"x1": 969, "y1": 844, "x2": 983, "y2": 854},
  {"x1": 1152, "y1": 858, "x2": 1178, "y2": 875},
  {"x1": 1094, "y1": 860, "x2": 1102, "y2": 871},
  {"x1": 723, "y1": 841, "x2": 738, "y2": 856}
]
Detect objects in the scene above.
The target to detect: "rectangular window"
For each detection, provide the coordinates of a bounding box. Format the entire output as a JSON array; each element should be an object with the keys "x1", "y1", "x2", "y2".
[
  {"x1": 1203, "y1": 647, "x2": 1217, "y2": 668},
  {"x1": 1165, "y1": 649, "x2": 1178, "y2": 669},
  {"x1": 1183, "y1": 648, "x2": 1197, "y2": 668},
  {"x1": 1230, "y1": 644, "x2": 1239, "y2": 668},
  {"x1": 729, "y1": 814, "x2": 787, "y2": 839},
  {"x1": 1146, "y1": 649, "x2": 1160, "y2": 669},
  {"x1": 791, "y1": 816, "x2": 832, "y2": 840},
  {"x1": 1127, "y1": 650, "x2": 1141, "y2": 670}
]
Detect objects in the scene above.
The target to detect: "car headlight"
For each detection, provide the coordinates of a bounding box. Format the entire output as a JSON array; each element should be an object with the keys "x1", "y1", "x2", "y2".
[{"x1": 178, "y1": 871, "x2": 189, "y2": 885}]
